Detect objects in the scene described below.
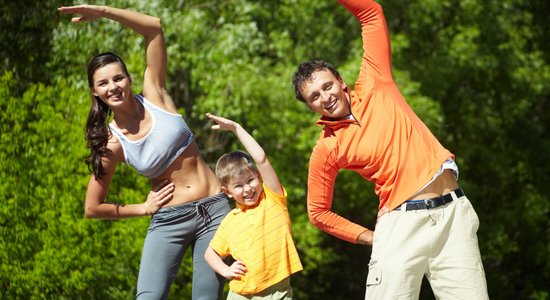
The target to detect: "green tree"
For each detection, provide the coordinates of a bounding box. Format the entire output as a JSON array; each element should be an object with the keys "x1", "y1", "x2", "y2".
[
  {"x1": 385, "y1": 0, "x2": 550, "y2": 297},
  {"x1": 0, "y1": 0, "x2": 68, "y2": 95},
  {"x1": 2, "y1": 0, "x2": 549, "y2": 299}
]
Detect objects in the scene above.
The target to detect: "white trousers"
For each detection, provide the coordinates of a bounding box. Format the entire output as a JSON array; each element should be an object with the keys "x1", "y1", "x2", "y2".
[{"x1": 365, "y1": 194, "x2": 489, "y2": 300}]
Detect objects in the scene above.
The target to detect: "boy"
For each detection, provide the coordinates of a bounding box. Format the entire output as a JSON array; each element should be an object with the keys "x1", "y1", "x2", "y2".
[{"x1": 204, "y1": 113, "x2": 303, "y2": 299}]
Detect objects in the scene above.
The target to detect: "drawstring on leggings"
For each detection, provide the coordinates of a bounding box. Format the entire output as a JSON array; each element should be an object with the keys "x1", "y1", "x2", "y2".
[{"x1": 196, "y1": 202, "x2": 212, "y2": 227}]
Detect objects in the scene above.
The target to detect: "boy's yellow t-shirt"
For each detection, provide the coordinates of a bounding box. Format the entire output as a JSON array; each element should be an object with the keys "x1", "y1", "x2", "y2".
[{"x1": 209, "y1": 184, "x2": 303, "y2": 295}]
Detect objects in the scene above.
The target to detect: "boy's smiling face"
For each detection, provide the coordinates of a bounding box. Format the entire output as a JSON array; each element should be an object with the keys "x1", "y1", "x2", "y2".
[{"x1": 222, "y1": 171, "x2": 262, "y2": 207}]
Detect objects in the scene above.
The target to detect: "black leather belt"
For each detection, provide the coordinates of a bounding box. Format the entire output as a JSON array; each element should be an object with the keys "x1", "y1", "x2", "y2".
[{"x1": 395, "y1": 188, "x2": 464, "y2": 211}]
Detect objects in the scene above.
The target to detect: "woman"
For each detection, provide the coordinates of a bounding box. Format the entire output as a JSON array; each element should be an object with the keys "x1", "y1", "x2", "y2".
[{"x1": 58, "y1": 5, "x2": 230, "y2": 300}]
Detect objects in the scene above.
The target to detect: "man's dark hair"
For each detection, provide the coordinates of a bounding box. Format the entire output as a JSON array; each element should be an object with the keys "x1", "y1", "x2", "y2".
[{"x1": 292, "y1": 59, "x2": 341, "y2": 102}]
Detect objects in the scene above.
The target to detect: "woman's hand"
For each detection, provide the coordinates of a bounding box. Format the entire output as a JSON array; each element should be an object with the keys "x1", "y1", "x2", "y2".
[
  {"x1": 144, "y1": 180, "x2": 175, "y2": 215},
  {"x1": 58, "y1": 5, "x2": 105, "y2": 23}
]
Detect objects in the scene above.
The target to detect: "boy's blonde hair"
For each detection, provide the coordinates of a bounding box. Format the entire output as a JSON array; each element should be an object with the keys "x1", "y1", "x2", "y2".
[{"x1": 215, "y1": 150, "x2": 259, "y2": 186}]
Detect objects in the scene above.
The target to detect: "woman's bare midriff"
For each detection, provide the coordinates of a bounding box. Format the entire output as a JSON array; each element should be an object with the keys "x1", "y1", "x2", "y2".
[
  {"x1": 151, "y1": 142, "x2": 222, "y2": 207},
  {"x1": 409, "y1": 169, "x2": 459, "y2": 200}
]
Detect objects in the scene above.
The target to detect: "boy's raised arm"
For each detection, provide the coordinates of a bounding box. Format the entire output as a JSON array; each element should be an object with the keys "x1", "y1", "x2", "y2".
[{"x1": 206, "y1": 113, "x2": 283, "y2": 195}]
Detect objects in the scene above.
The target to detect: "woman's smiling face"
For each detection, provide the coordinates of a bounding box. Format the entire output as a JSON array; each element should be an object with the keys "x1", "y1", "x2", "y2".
[{"x1": 91, "y1": 62, "x2": 132, "y2": 107}]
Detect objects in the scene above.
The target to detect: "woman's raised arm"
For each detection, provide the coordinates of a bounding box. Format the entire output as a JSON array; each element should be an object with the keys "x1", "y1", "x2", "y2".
[{"x1": 58, "y1": 5, "x2": 175, "y2": 111}]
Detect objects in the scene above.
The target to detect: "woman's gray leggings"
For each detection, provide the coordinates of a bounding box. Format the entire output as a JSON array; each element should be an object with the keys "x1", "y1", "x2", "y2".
[{"x1": 136, "y1": 193, "x2": 231, "y2": 300}]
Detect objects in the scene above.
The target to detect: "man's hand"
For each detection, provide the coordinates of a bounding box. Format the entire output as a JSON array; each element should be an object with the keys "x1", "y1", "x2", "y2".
[{"x1": 356, "y1": 229, "x2": 374, "y2": 245}]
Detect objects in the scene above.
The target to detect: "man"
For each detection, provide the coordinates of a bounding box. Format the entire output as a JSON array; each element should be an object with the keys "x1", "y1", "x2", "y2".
[{"x1": 292, "y1": 0, "x2": 489, "y2": 299}]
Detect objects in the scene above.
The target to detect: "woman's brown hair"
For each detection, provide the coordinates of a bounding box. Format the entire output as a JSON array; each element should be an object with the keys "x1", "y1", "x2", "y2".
[{"x1": 85, "y1": 52, "x2": 131, "y2": 180}]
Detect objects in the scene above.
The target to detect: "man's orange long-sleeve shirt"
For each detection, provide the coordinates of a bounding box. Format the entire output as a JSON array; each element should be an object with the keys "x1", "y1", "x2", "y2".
[{"x1": 307, "y1": 0, "x2": 453, "y2": 243}]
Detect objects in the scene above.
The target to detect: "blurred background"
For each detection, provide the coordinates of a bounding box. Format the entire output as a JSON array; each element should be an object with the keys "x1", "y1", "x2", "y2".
[{"x1": 1, "y1": 0, "x2": 549, "y2": 299}]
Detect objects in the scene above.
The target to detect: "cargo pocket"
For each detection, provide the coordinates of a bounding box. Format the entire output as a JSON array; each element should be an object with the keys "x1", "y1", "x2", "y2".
[{"x1": 366, "y1": 261, "x2": 382, "y2": 287}]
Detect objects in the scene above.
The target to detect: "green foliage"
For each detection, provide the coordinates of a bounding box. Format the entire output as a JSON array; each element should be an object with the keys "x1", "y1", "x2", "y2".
[
  {"x1": 0, "y1": 71, "x2": 148, "y2": 299},
  {"x1": 0, "y1": 0, "x2": 68, "y2": 95},
  {"x1": 2, "y1": 0, "x2": 549, "y2": 299},
  {"x1": 387, "y1": 0, "x2": 550, "y2": 298}
]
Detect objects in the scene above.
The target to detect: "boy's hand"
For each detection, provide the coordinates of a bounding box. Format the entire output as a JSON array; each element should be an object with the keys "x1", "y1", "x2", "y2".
[
  {"x1": 206, "y1": 113, "x2": 239, "y2": 133},
  {"x1": 226, "y1": 260, "x2": 248, "y2": 280}
]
